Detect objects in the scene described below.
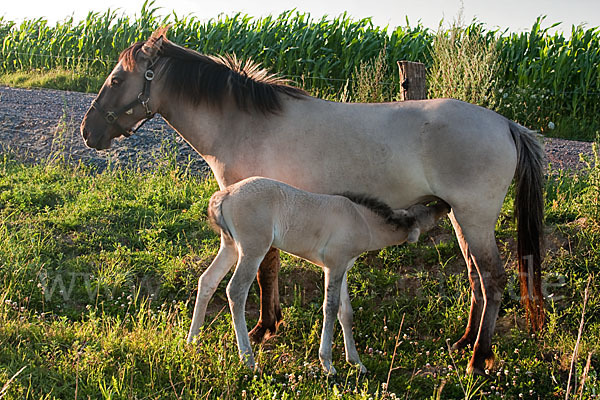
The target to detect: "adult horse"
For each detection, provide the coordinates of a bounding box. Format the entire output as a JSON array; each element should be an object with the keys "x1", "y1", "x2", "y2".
[{"x1": 80, "y1": 27, "x2": 545, "y2": 374}]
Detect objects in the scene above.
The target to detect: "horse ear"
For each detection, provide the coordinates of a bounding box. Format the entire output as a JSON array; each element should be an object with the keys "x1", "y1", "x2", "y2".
[{"x1": 141, "y1": 25, "x2": 170, "y2": 60}]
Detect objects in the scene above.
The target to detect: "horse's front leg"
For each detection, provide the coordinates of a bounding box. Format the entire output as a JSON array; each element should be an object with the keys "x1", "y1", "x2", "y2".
[
  {"x1": 187, "y1": 236, "x2": 238, "y2": 343},
  {"x1": 249, "y1": 247, "x2": 282, "y2": 343}
]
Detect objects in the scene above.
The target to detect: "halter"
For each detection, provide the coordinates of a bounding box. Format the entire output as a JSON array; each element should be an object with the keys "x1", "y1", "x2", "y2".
[{"x1": 91, "y1": 64, "x2": 157, "y2": 137}]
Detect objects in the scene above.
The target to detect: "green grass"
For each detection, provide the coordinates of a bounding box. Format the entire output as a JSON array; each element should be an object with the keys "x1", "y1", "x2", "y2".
[
  {"x1": 0, "y1": 139, "x2": 599, "y2": 398},
  {"x1": 0, "y1": 68, "x2": 105, "y2": 92}
]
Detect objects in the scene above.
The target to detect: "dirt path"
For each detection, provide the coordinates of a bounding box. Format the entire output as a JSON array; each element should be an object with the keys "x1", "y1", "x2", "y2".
[{"x1": 0, "y1": 85, "x2": 595, "y2": 173}]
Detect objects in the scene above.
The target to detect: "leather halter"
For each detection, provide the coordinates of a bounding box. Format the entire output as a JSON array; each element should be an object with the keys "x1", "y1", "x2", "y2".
[{"x1": 91, "y1": 66, "x2": 157, "y2": 137}]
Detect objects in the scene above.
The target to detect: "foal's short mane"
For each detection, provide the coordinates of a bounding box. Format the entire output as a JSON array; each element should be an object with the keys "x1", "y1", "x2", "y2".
[
  {"x1": 119, "y1": 37, "x2": 306, "y2": 114},
  {"x1": 338, "y1": 192, "x2": 416, "y2": 230}
]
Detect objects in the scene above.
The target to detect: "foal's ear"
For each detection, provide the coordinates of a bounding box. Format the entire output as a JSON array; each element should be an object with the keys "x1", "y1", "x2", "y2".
[{"x1": 141, "y1": 25, "x2": 170, "y2": 59}]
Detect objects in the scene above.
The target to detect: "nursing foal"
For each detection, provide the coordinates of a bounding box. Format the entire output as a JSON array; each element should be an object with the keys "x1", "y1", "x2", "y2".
[{"x1": 187, "y1": 177, "x2": 450, "y2": 374}]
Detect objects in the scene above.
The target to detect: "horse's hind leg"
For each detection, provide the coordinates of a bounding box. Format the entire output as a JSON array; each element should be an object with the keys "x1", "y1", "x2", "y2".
[
  {"x1": 319, "y1": 265, "x2": 346, "y2": 375},
  {"x1": 451, "y1": 208, "x2": 506, "y2": 375},
  {"x1": 449, "y1": 211, "x2": 484, "y2": 351},
  {"x1": 187, "y1": 235, "x2": 238, "y2": 343},
  {"x1": 249, "y1": 247, "x2": 282, "y2": 343},
  {"x1": 337, "y1": 269, "x2": 367, "y2": 373}
]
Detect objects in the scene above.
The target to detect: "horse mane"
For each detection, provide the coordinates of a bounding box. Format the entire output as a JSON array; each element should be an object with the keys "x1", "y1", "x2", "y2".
[
  {"x1": 119, "y1": 38, "x2": 306, "y2": 114},
  {"x1": 337, "y1": 192, "x2": 416, "y2": 230}
]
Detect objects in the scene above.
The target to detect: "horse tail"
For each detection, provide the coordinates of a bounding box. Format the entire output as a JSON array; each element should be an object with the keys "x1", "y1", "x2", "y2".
[
  {"x1": 509, "y1": 120, "x2": 545, "y2": 331},
  {"x1": 208, "y1": 190, "x2": 233, "y2": 239}
]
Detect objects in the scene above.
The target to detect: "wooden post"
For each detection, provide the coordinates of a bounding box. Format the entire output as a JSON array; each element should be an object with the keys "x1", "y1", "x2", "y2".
[{"x1": 397, "y1": 61, "x2": 426, "y2": 101}]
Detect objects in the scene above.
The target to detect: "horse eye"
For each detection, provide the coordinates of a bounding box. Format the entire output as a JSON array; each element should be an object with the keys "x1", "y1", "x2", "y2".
[{"x1": 110, "y1": 77, "x2": 122, "y2": 87}]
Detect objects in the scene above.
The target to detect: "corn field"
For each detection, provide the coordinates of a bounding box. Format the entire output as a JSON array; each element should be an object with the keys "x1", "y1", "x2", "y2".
[{"x1": 0, "y1": 2, "x2": 599, "y2": 139}]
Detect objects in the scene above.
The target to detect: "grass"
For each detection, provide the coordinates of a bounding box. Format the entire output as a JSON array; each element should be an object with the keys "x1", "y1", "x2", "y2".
[
  {"x1": 0, "y1": 136, "x2": 599, "y2": 398},
  {"x1": 0, "y1": 68, "x2": 105, "y2": 93}
]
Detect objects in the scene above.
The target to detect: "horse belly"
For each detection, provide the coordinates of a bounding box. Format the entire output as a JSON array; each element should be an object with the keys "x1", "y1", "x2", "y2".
[{"x1": 250, "y1": 129, "x2": 429, "y2": 208}]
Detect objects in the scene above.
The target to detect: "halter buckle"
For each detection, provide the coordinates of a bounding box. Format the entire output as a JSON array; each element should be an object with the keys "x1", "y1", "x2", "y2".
[
  {"x1": 105, "y1": 112, "x2": 117, "y2": 124},
  {"x1": 144, "y1": 69, "x2": 155, "y2": 81}
]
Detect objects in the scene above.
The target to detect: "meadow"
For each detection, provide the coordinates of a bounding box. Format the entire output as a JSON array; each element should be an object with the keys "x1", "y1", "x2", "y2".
[
  {"x1": 1, "y1": 2, "x2": 600, "y2": 398},
  {"x1": 0, "y1": 137, "x2": 599, "y2": 398},
  {"x1": 0, "y1": 1, "x2": 599, "y2": 140}
]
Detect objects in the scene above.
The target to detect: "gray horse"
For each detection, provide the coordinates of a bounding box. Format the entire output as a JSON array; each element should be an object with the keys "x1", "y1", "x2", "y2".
[{"x1": 80, "y1": 27, "x2": 544, "y2": 375}]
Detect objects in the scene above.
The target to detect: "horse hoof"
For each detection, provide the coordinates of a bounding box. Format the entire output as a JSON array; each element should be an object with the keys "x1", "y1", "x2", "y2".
[
  {"x1": 248, "y1": 325, "x2": 269, "y2": 344},
  {"x1": 321, "y1": 362, "x2": 337, "y2": 376},
  {"x1": 451, "y1": 337, "x2": 474, "y2": 352},
  {"x1": 466, "y1": 364, "x2": 487, "y2": 376},
  {"x1": 467, "y1": 352, "x2": 495, "y2": 376},
  {"x1": 357, "y1": 363, "x2": 367, "y2": 374}
]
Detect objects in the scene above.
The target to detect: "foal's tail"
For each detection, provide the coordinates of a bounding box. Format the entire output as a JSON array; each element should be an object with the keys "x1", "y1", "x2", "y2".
[
  {"x1": 208, "y1": 190, "x2": 233, "y2": 239},
  {"x1": 509, "y1": 120, "x2": 545, "y2": 331}
]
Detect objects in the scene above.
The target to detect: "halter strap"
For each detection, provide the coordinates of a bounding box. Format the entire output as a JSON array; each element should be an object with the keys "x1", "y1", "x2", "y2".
[{"x1": 90, "y1": 66, "x2": 156, "y2": 137}]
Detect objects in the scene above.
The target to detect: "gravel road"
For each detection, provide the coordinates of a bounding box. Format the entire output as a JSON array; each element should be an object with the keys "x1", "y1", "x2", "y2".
[{"x1": 0, "y1": 85, "x2": 595, "y2": 174}]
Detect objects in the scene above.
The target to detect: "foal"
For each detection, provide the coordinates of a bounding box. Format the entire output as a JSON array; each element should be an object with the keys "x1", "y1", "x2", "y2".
[{"x1": 187, "y1": 177, "x2": 450, "y2": 374}]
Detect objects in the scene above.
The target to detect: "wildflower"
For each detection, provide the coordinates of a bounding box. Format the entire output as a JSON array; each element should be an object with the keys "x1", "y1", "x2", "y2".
[{"x1": 548, "y1": 121, "x2": 555, "y2": 130}]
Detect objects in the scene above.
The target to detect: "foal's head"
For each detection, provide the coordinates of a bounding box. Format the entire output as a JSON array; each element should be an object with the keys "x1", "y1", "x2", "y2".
[
  {"x1": 80, "y1": 28, "x2": 167, "y2": 149},
  {"x1": 399, "y1": 201, "x2": 451, "y2": 243}
]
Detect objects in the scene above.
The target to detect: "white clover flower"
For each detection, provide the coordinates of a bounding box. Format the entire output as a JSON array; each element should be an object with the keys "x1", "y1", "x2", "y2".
[{"x1": 548, "y1": 121, "x2": 555, "y2": 130}]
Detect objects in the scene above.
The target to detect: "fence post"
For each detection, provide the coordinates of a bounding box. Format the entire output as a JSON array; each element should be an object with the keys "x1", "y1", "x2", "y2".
[{"x1": 397, "y1": 61, "x2": 426, "y2": 101}]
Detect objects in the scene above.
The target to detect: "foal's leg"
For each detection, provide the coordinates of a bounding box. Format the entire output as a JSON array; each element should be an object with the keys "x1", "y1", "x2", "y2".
[
  {"x1": 451, "y1": 209, "x2": 506, "y2": 375},
  {"x1": 337, "y1": 269, "x2": 367, "y2": 373},
  {"x1": 319, "y1": 265, "x2": 346, "y2": 375},
  {"x1": 249, "y1": 248, "x2": 282, "y2": 343},
  {"x1": 187, "y1": 235, "x2": 238, "y2": 343},
  {"x1": 227, "y1": 253, "x2": 268, "y2": 369}
]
